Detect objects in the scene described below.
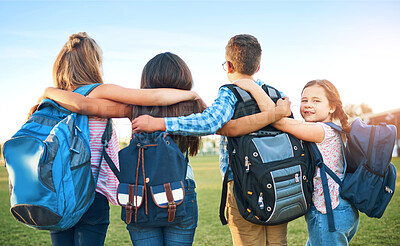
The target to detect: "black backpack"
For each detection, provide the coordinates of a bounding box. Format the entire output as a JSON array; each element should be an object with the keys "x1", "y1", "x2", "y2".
[{"x1": 219, "y1": 84, "x2": 315, "y2": 225}]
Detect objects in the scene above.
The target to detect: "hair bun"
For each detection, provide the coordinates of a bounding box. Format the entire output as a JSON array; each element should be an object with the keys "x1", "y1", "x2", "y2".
[{"x1": 66, "y1": 32, "x2": 88, "y2": 51}]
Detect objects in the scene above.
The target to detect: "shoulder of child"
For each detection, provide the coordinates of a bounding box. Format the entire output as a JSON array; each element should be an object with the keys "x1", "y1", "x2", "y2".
[{"x1": 317, "y1": 122, "x2": 337, "y2": 143}]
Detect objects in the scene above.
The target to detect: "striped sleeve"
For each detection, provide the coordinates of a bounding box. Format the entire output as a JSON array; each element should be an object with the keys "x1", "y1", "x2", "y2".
[{"x1": 89, "y1": 117, "x2": 120, "y2": 206}]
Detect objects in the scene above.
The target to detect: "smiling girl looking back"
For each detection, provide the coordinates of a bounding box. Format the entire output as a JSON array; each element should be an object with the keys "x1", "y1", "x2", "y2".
[
  {"x1": 232, "y1": 79, "x2": 360, "y2": 245},
  {"x1": 273, "y1": 80, "x2": 359, "y2": 245}
]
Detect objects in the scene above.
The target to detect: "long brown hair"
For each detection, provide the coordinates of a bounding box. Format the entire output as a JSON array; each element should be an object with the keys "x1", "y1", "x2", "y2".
[
  {"x1": 28, "y1": 32, "x2": 103, "y2": 119},
  {"x1": 302, "y1": 79, "x2": 351, "y2": 132},
  {"x1": 131, "y1": 52, "x2": 203, "y2": 156},
  {"x1": 53, "y1": 32, "x2": 103, "y2": 90}
]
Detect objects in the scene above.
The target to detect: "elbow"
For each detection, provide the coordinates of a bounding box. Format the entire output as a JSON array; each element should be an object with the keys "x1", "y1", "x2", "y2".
[
  {"x1": 226, "y1": 127, "x2": 242, "y2": 137},
  {"x1": 227, "y1": 132, "x2": 242, "y2": 137},
  {"x1": 218, "y1": 123, "x2": 242, "y2": 137}
]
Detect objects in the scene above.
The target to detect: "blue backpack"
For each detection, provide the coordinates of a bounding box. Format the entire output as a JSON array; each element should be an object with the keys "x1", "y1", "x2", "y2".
[
  {"x1": 3, "y1": 84, "x2": 111, "y2": 231},
  {"x1": 104, "y1": 131, "x2": 188, "y2": 227},
  {"x1": 310, "y1": 118, "x2": 397, "y2": 232}
]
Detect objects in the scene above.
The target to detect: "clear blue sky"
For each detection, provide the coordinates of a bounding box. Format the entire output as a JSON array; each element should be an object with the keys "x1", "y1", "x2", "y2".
[{"x1": 1, "y1": 0, "x2": 399, "y2": 142}]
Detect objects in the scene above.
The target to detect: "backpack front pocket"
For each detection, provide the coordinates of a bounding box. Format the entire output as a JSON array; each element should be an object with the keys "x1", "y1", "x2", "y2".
[
  {"x1": 118, "y1": 183, "x2": 146, "y2": 225},
  {"x1": 150, "y1": 181, "x2": 185, "y2": 208},
  {"x1": 117, "y1": 183, "x2": 144, "y2": 208},
  {"x1": 150, "y1": 181, "x2": 185, "y2": 223},
  {"x1": 267, "y1": 164, "x2": 308, "y2": 223},
  {"x1": 251, "y1": 133, "x2": 294, "y2": 163}
]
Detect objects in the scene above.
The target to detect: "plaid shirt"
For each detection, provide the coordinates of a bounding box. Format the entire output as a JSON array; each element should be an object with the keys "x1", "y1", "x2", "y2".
[{"x1": 164, "y1": 79, "x2": 270, "y2": 179}]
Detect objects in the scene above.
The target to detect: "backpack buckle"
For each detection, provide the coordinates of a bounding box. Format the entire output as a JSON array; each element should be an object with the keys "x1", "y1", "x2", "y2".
[
  {"x1": 168, "y1": 202, "x2": 177, "y2": 222},
  {"x1": 125, "y1": 202, "x2": 133, "y2": 224}
]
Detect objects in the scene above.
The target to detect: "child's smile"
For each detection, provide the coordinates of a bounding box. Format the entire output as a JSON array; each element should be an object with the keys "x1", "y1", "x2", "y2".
[
  {"x1": 303, "y1": 110, "x2": 314, "y2": 116},
  {"x1": 300, "y1": 85, "x2": 334, "y2": 123}
]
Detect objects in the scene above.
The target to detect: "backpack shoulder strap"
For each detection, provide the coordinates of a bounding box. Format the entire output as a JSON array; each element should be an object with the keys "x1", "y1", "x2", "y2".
[
  {"x1": 221, "y1": 83, "x2": 282, "y2": 103},
  {"x1": 100, "y1": 119, "x2": 121, "y2": 181},
  {"x1": 222, "y1": 84, "x2": 252, "y2": 103},
  {"x1": 324, "y1": 122, "x2": 348, "y2": 179},
  {"x1": 261, "y1": 84, "x2": 282, "y2": 102},
  {"x1": 73, "y1": 83, "x2": 102, "y2": 96},
  {"x1": 308, "y1": 142, "x2": 338, "y2": 232},
  {"x1": 219, "y1": 163, "x2": 230, "y2": 225},
  {"x1": 310, "y1": 138, "x2": 348, "y2": 232},
  {"x1": 324, "y1": 122, "x2": 346, "y2": 134}
]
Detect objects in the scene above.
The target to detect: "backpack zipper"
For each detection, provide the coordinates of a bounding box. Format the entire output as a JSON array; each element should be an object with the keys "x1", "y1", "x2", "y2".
[
  {"x1": 245, "y1": 156, "x2": 250, "y2": 173},
  {"x1": 273, "y1": 172, "x2": 301, "y2": 183}
]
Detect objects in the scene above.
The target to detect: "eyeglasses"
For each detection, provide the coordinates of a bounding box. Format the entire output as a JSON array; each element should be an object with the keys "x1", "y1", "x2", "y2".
[
  {"x1": 222, "y1": 61, "x2": 227, "y2": 71},
  {"x1": 222, "y1": 61, "x2": 233, "y2": 71}
]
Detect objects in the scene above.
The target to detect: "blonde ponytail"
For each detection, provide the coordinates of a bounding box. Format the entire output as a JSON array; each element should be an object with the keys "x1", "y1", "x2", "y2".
[{"x1": 53, "y1": 32, "x2": 103, "y2": 90}]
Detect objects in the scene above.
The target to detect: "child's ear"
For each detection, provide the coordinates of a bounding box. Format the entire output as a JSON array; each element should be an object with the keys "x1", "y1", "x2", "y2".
[
  {"x1": 227, "y1": 61, "x2": 234, "y2": 73},
  {"x1": 256, "y1": 65, "x2": 260, "y2": 73},
  {"x1": 329, "y1": 105, "x2": 336, "y2": 114}
]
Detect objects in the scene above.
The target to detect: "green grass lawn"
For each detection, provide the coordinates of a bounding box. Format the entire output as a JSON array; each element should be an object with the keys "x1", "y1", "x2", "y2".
[{"x1": 0, "y1": 156, "x2": 399, "y2": 245}]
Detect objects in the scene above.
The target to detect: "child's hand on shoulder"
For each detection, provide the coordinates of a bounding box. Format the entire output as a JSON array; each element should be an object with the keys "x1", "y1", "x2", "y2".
[
  {"x1": 131, "y1": 115, "x2": 166, "y2": 133},
  {"x1": 276, "y1": 97, "x2": 291, "y2": 117}
]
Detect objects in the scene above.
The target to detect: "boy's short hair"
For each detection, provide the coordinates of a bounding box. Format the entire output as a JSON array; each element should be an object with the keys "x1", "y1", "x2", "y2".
[{"x1": 225, "y1": 34, "x2": 262, "y2": 75}]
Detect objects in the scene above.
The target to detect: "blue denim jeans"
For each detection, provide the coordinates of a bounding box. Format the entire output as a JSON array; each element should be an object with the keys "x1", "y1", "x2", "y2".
[
  {"x1": 127, "y1": 179, "x2": 198, "y2": 246},
  {"x1": 305, "y1": 196, "x2": 359, "y2": 246},
  {"x1": 50, "y1": 192, "x2": 110, "y2": 246}
]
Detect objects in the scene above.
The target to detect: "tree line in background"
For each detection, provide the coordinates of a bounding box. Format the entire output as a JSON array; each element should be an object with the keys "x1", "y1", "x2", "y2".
[{"x1": 345, "y1": 103, "x2": 373, "y2": 119}]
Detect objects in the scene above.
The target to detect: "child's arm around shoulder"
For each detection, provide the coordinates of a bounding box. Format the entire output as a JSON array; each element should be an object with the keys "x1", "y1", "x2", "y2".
[
  {"x1": 90, "y1": 84, "x2": 200, "y2": 106},
  {"x1": 272, "y1": 118, "x2": 325, "y2": 143},
  {"x1": 217, "y1": 79, "x2": 291, "y2": 136},
  {"x1": 42, "y1": 87, "x2": 132, "y2": 118},
  {"x1": 217, "y1": 99, "x2": 291, "y2": 136},
  {"x1": 233, "y1": 79, "x2": 275, "y2": 111},
  {"x1": 41, "y1": 84, "x2": 202, "y2": 119},
  {"x1": 134, "y1": 83, "x2": 240, "y2": 135}
]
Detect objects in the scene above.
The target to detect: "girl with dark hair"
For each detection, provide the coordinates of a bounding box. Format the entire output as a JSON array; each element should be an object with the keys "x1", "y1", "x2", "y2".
[
  {"x1": 127, "y1": 52, "x2": 203, "y2": 245},
  {"x1": 131, "y1": 52, "x2": 203, "y2": 156}
]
